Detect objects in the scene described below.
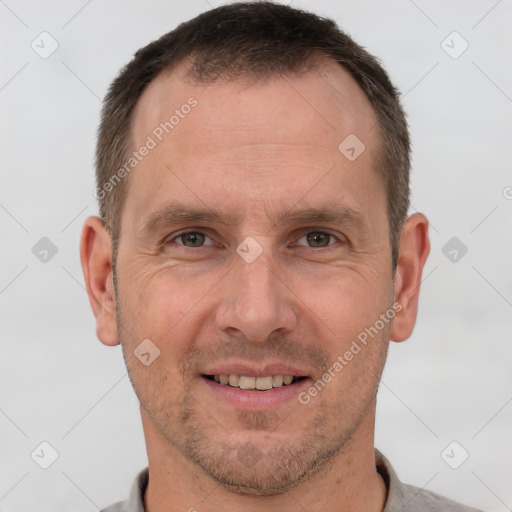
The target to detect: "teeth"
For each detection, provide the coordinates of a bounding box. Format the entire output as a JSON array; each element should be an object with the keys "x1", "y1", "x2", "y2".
[
  {"x1": 272, "y1": 375, "x2": 284, "y2": 387},
  {"x1": 256, "y1": 376, "x2": 273, "y2": 390},
  {"x1": 239, "y1": 376, "x2": 256, "y2": 389},
  {"x1": 211, "y1": 374, "x2": 298, "y2": 390}
]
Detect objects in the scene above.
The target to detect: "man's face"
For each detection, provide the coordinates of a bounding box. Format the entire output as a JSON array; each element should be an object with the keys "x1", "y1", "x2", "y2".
[{"x1": 114, "y1": 62, "x2": 394, "y2": 495}]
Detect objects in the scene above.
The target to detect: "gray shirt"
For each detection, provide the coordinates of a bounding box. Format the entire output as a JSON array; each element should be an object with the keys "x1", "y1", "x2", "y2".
[{"x1": 101, "y1": 450, "x2": 483, "y2": 512}]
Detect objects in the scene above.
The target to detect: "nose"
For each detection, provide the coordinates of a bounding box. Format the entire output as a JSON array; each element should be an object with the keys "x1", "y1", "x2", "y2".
[{"x1": 215, "y1": 247, "x2": 297, "y2": 343}]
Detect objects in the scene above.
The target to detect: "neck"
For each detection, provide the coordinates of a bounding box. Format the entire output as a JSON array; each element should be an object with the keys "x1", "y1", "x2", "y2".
[{"x1": 142, "y1": 402, "x2": 386, "y2": 512}]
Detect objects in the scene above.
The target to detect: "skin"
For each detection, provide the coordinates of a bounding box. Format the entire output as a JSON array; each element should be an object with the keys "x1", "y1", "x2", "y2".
[{"x1": 81, "y1": 61, "x2": 430, "y2": 512}]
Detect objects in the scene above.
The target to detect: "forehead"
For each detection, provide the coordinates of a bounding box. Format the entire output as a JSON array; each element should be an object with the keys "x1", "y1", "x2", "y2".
[
  {"x1": 131, "y1": 60, "x2": 377, "y2": 151},
  {"x1": 125, "y1": 60, "x2": 382, "y2": 229}
]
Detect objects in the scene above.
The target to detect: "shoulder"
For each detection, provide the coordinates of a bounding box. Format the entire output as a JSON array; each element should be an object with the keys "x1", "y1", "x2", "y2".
[
  {"x1": 99, "y1": 467, "x2": 149, "y2": 512},
  {"x1": 398, "y1": 482, "x2": 484, "y2": 512},
  {"x1": 100, "y1": 501, "x2": 128, "y2": 512},
  {"x1": 376, "y1": 449, "x2": 484, "y2": 512}
]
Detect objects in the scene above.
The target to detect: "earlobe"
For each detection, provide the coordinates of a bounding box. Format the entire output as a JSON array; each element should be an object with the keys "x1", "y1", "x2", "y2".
[
  {"x1": 390, "y1": 213, "x2": 430, "y2": 343},
  {"x1": 80, "y1": 216, "x2": 120, "y2": 346}
]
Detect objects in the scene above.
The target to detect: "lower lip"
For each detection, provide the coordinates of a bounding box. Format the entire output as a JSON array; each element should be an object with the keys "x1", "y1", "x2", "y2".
[{"x1": 200, "y1": 376, "x2": 311, "y2": 410}]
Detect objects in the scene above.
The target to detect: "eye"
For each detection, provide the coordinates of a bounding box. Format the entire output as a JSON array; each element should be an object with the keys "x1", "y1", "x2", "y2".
[
  {"x1": 295, "y1": 232, "x2": 338, "y2": 248},
  {"x1": 171, "y1": 231, "x2": 214, "y2": 248}
]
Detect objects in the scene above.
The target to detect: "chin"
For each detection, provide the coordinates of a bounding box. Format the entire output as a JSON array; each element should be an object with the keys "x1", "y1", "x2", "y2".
[
  {"x1": 178, "y1": 426, "x2": 343, "y2": 497},
  {"x1": 198, "y1": 455, "x2": 313, "y2": 496}
]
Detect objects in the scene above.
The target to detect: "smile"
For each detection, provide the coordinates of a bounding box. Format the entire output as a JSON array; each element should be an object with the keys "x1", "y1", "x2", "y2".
[{"x1": 204, "y1": 374, "x2": 305, "y2": 390}]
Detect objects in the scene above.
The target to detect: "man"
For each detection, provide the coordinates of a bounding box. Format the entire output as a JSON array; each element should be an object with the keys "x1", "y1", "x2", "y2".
[{"x1": 80, "y1": 2, "x2": 482, "y2": 511}]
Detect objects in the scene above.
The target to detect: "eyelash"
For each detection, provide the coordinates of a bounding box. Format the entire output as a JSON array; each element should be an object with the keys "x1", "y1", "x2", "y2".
[{"x1": 165, "y1": 230, "x2": 345, "y2": 249}]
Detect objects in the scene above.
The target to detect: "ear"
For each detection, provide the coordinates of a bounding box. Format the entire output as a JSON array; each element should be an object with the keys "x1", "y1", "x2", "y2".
[
  {"x1": 80, "y1": 216, "x2": 119, "y2": 346},
  {"x1": 390, "y1": 213, "x2": 430, "y2": 343}
]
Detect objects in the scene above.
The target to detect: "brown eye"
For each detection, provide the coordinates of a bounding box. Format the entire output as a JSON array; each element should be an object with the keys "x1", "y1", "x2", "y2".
[
  {"x1": 175, "y1": 232, "x2": 208, "y2": 247},
  {"x1": 297, "y1": 232, "x2": 334, "y2": 248}
]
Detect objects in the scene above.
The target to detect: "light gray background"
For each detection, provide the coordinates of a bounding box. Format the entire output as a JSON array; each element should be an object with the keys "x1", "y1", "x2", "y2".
[{"x1": 1, "y1": 1, "x2": 511, "y2": 511}]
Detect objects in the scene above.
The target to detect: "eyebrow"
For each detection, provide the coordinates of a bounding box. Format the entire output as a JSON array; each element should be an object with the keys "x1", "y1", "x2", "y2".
[
  {"x1": 140, "y1": 201, "x2": 367, "y2": 235},
  {"x1": 141, "y1": 203, "x2": 238, "y2": 235},
  {"x1": 271, "y1": 204, "x2": 366, "y2": 230}
]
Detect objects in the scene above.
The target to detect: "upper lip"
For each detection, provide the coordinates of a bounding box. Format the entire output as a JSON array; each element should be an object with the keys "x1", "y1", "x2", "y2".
[{"x1": 202, "y1": 362, "x2": 310, "y2": 378}]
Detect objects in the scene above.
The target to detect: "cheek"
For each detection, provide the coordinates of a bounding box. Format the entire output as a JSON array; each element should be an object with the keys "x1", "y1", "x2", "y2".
[
  {"x1": 116, "y1": 259, "x2": 222, "y2": 351},
  {"x1": 292, "y1": 263, "x2": 391, "y2": 342}
]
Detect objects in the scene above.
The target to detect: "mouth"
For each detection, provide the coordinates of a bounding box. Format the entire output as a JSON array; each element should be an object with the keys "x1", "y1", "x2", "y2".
[
  {"x1": 203, "y1": 374, "x2": 307, "y2": 390},
  {"x1": 200, "y1": 369, "x2": 311, "y2": 410},
  {"x1": 199, "y1": 363, "x2": 313, "y2": 410}
]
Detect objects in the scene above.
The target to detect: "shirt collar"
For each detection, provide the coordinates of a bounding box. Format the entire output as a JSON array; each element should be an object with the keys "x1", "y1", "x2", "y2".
[{"x1": 126, "y1": 467, "x2": 148, "y2": 512}]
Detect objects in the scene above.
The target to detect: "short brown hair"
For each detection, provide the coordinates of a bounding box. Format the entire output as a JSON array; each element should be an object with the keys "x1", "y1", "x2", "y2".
[{"x1": 96, "y1": 1, "x2": 410, "y2": 267}]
